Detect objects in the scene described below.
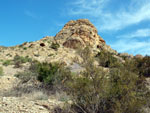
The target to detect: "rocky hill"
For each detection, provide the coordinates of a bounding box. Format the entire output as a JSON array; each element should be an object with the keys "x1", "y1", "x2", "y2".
[
  {"x1": 0, "y1": 19, "x2": 149, "y2": 113},
  {"x1": 0, "y1": 19, "x2": 118, "y2": 64}
]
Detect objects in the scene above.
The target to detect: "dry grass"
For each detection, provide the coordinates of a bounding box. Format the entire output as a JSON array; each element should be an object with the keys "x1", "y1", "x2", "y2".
[{"x1": 22, "y1": 90, "x2": 49, "y2": 100}]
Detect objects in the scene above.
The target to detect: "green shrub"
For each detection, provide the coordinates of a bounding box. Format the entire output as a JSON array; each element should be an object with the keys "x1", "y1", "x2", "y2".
[
  {"x1": 51, "y1": 42, "x2": 60, "y2": 50},
  {"x1": 37, "y1": 62, "x2": 60, "y2": 84},
  {"x1": 13, "y1": 55, "x2": 32, "y2": 68},
  {"x1": 13, "y1": 55, "x2": 32, "y2": 63},
  {"x1": 6, "y1": 53, "x2": 12, "y2": 57},
  {"x1": 123, "y1": 58, "x2": 138, "y2": 74},
  {"x1": 136, "y1": 56, "x2": 150, "y2": 77},
  {"x1": 29, "y1": 61, "x2": 72, "y2": 86},
  {"x1": 3, "y1": 60, "x2": 12, "y2": 66},
  {"x1": 23, "y1": 47, "x2": 27, "y2": 50},
  {"x1": 124, "y1": 55, "x2": 150, "y2": 77},
  {"x1": 0, "y1": 66, "x2": 3, "y2": 76},
  {"x1": 108, "y1": 68, "x2": 147, "y2": 113},
  {"x1": 0, "y1": 59, "x2": 3, "y2": 62},
  {"x1": 96, "y1": 50, "x2": 122, "y2": 68}
]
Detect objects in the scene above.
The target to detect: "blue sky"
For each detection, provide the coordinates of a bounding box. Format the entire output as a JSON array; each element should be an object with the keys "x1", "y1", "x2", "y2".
[{"x1": 0, "y1": 0, "x2": 150, "y2": 55}]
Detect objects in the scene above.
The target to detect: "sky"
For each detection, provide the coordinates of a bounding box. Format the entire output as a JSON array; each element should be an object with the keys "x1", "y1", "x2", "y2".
[{"x1": 0, "y1": 0, "x2": 150, "y2": 55}]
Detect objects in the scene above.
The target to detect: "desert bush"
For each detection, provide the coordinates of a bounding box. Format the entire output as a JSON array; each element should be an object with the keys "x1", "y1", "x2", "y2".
[
  {"x1": 23, "y1": 47, "x2": 27, "y2": 50},
  {"x1": 13, "y1": 55, "x2": 32, "y2": 68},
  {"x1": 0, "y1": 59, "x2": 3, "y2": 62},
  {"x1": 29, "y1": 61, "x2": 72, "y2": 86},
  {"x1": 108, "y1": 68, "x2": 147, "y2": 113},
  {"x1": 96, "y1": 50, "x2": 122, "y2": 68},
  {"x1": 36, "y1": 62, "x2": 60, "y2": 85},
  {"x1": 6, "y1": 53, "x2": 12, "y2": 57},
  {"x1": 0, "y1": 66, "x2": 3, "y2": 76},
  {"x1": 3, "y1": 60, "x2": 12, "y2": 66},
  {"x1": 123, "y1": 58, "x2": 139, "y2": 74},
  {"x1": 12, "y1": 69, "x2": 46, "y2": 97},
  {"x1": 124, "y1": 55, "x2": 150, "y2": 77},
  {"x1": 51, "y1": 42, "x2": 60, "y2": 50},
  {"x1": 13, "y1": 55, "x2": 32, "y2": 63},
  {"x1": 66, "y1": 68, "x2": 110, "y2": 113},
  {"x1": 63, "y1": 47, "x2": 150, "y2": 113},
  {"x1": 13, "y1": 61, "x2": 71, "y2": 99},
  {"x1": 136, "y1": 56, "x2": 150, "y2": 77}
]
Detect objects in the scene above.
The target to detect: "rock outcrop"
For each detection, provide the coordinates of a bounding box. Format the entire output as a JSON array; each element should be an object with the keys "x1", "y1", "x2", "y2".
[
  {"x1": 135, "y1": 54, "x2": 143, "y2": 59},
  {"x1": 54, "y1": 19, "x2": 105, "y2": 49}
]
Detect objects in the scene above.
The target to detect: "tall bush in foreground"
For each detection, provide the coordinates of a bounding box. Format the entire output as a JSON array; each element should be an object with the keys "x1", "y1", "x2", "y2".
[
  {"x1": 108, "y1": 68, "x2": 147, "y2": 113},
  {"x1": 63, "y1": 47, "x2": 150, "y2": 113}
]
